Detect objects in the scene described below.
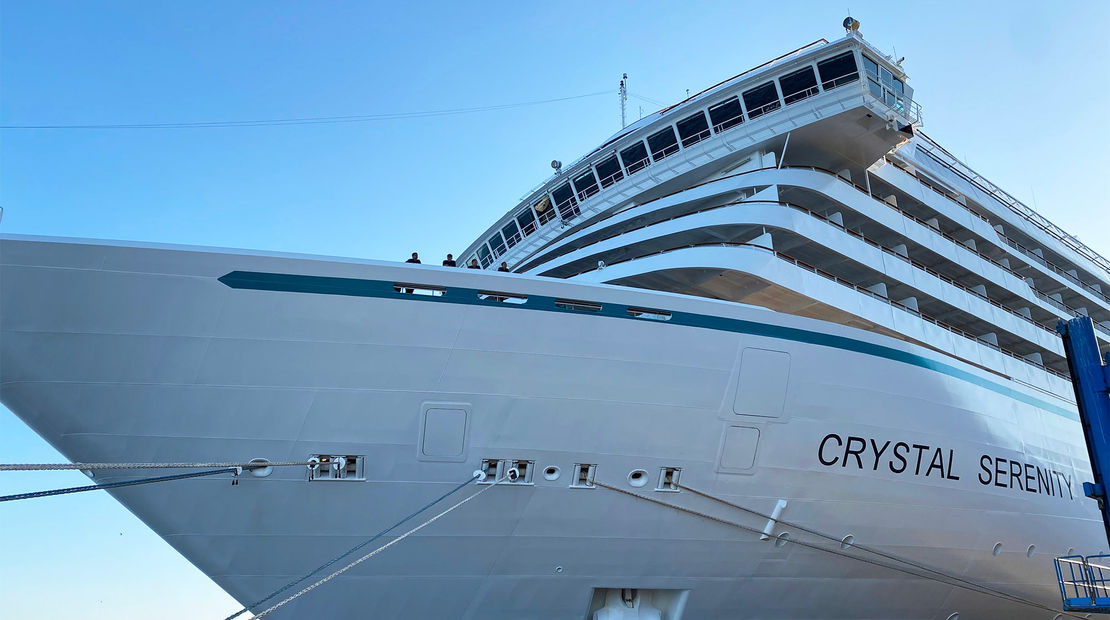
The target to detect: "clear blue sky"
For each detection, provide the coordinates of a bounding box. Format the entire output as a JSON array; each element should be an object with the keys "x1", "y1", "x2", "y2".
[{"x1": 2, "y1": 2, "x2": 1108, "y2": 617}]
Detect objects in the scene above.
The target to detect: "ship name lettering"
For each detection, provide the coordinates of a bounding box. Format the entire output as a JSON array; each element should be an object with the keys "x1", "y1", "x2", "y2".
[
  {"x1": 817, "y1": 434, "x2": 959, "y2": 480},
  {"x1": 977, "y1": 455, "x2": 1072, "y2": 499}
]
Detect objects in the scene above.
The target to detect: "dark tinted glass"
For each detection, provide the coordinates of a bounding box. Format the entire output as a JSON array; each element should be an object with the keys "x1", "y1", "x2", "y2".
[
  {"x1": 647, "y1": 126, "x2": 679, "y2": 161},
  {"x1": 551, "y1": 183, "x2": 579, "y2": 219},
  {"x1": 742, "y1": 82, "x2": 780, "y2": 118},
  {"x1": 779, "y1": 67, "x2": 818, "y2": 104},
  {"x1": 534, "y1": 196, "x2": 556, "y2": 224},
  {"x1": 573, "y1": 170, "x2": 599, "y2": 200},
  {"x1": 488, "y1": 231, "x2": 506, "y2": 256},
  {"x1": 676, "y1": 112, "x2": 711, "y2": 147},
  {"x1": 619, "y1": 141, "x2": 650, "y2": 174},
  {"x1": 501, "y1": 220, "x2": 520, "y2": 248},
  {"x1": 708, "y1": 97, "x2": 744, "y2": 132},
  {"x1": 817, "y1": 51, "x2": 858, "y2": 88},
  {"x1": 551, "y1": 183, "x2": 575, "y2": 208},
  {"x1": 862, "y1": 55, "x2": 883, "y2": 98},
  {"x1": 595, "y1": 155, "x2": 623, "y2": 187},
  {"x1": 516, "y1": 208, "x2": 537, "y2": 235},
  {"x1": 862, "y1": 55, "x2": 879, "y2": 77}
]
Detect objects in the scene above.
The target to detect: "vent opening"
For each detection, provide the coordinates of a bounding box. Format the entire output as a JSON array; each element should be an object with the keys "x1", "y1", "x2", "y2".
[{"x1": 555, "y1": 299, "x2": 602, "y2": 312}]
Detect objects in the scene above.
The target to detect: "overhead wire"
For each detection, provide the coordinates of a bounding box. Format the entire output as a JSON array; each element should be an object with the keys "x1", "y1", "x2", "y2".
[
  {"x1": 0, "y1": 91, "x2": 611, "y2": 130},
  {"x1": 629, "y1": 92, "x2": 667, "y2": 107}
]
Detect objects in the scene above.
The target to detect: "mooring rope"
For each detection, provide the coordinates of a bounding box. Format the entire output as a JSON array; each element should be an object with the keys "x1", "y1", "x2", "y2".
[
  {"x1": 593, "y1": 480, "x2": 1082, "y2": 619},
  {"x1": 223, "y1": 472, "x2": 485, "y2": 620},
  {"x1": 247, "y1": 473, "x2": 507, "y2": 619},
  {"x1": 0, "y1": 468, "x2": 238, "y2": 502},
  {"x1": 0, "y1": 461, "x2": 315, "y2": 472}
]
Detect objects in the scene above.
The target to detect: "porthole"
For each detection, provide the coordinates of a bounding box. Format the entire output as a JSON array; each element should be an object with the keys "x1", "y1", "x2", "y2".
[
  {"x1": 992, "y1": 542, "x2": 1003, "y2": 556},
  {"x1": 1027, "y1": 544, "x2": 1036, "y2": 558},
  {"x1": 543, "y1": 466, "x2": 560, "y2": 481},
  {"x1": 247, "y1": 458, "x2": 273, "y2": 478},
  {"x1": 775, "y1": 532, "x2": 790, "y2": 548},
  {"x1": 945, "y1": 613, "x2": 958, "y2": 620},
  {"x1": 840, "y1": 534, "x2": 855, "y2": 550},
  {"x1": 628, "y1": 469, "x2": 648, "y2": 487}
]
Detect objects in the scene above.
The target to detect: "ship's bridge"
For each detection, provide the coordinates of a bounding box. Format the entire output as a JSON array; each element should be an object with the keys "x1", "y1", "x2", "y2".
[
  {"x1": 460, "y1": 31, "x2": 921, "y2": 272},
  {"x1": 458, "y1": 29, "x2": 1110, "y2": 393}
]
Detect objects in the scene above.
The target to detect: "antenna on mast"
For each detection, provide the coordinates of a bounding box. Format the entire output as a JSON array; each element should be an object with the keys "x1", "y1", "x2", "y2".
[{"x1": 619, "y1": 73, "x2": 628, "y2": 129}]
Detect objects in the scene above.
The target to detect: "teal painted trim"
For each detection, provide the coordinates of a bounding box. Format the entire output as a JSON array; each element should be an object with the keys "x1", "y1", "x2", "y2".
[{"x1": 218, "y1": 271, "x2": 1077, "y2": 420}]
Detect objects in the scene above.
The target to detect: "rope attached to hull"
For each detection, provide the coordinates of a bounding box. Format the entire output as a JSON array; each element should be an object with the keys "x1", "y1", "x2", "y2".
[
  {"x1": 594, "y1": 480, "x2": 1083, "y2": 619},
  {"x1": 0, "y1": 468, "x2": 238, "y2": 502},
  {"x1": 0, "y1": 461, "x2": 315, "y2": 471}
]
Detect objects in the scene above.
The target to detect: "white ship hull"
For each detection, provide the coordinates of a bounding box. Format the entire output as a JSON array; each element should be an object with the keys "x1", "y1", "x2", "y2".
[{"x1": 0, "y1": 235, "x2": 1100, "y2": 619}]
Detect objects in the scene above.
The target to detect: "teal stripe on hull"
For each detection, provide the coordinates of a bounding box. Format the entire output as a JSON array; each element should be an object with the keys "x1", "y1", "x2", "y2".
[{"x1": 218, "y1": 270, "x2": 1077, "y2": 420}]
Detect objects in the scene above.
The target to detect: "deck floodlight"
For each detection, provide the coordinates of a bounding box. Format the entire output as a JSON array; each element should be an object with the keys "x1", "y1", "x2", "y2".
[
  {"x1": 843, "y1": 17, "x2": 860, "y2": 32},
  {"x1": 551, "y1": 160, "x2": 562, "y2": 173}
]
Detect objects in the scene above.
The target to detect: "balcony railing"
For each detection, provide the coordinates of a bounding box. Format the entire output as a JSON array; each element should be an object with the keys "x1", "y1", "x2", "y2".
[
  {"x1": 555, "y1": 196, "x2": 1061, "y2": 342},
  {"x1": 566, "y1": 240, "x2": 1066, "y2": 381},
  {"x1": 486, "y1": 63, "x2": 916, "y2": 268},
  {"x1": 883, "y1": 156, "x2": 1110, "y2": 311},
  {"x1": 915, "y1": 134, "x2": 1110, "y2": 278}
]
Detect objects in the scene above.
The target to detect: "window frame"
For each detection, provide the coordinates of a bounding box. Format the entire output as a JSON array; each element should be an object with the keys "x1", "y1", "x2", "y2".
[
  {"x1": 742, "y1": 81, "x2": 781, "y2": 119},
  {"x1": 707, "y1": 96, "x2": 745, "y2": 133},
  {"x1": 572, "y1": 169, "x2": 600, "y2": 202},
  {"x1": 594, "y1": 154, "x2": 624, "y2": 188},
  {"x1": 676, "y1": 111, "x2": 712, "y2": 148},
  {"x1": 779, "y1": 66, "x2": 819, "y2": 105},
  {"x1": 516, "y1": 208, "x2": 538, "y2": 237},
  {"x1": 501, "y1": 220, "x2": 521, "y2": 249},
  {"x1": 816, "y1": 51, "x2": 859, "y2": 90},
  {"x1": 647, "y1": 126, "x2": 680, "y2": 162},
  {"x1": 619, "y1": 141, "x2": 651, "y2": 174}
]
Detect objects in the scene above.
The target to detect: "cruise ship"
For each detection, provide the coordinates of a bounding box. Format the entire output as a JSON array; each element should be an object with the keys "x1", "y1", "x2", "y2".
[{"x1": 3, "y1": 24, "x2": 1110, "y2": 619}]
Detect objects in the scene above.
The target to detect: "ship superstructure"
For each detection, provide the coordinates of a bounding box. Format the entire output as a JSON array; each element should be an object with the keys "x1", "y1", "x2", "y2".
[
  {"x1": 3, "y1": 27, "x2": 1110, "y2": 620},
  {"x1": 461, "y1": 32, "x2": 1110, "y2": 390}
]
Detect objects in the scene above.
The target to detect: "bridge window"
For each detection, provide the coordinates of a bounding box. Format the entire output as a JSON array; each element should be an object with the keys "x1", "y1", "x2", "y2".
[
  {"x1": 477, "y1": 244, "x2": 491, "y2": 268},
  {"x1": 708, "y1": 97, "x2": 744, "y2": 132},
  {"x1": 595, "y1": 155, "x2": 623, "y2": 188},
  {"x1": 552, "y1": 182, "x2": 579, "y2": 219},
  {"x1": 862, "y1": 55, "x2": 883, "y2": 99},
  {"x1": 501, "y1": 220, "x2": 520, "y2": 248},
  {"x1": 817, "y1": 51, "x2": 858, "y2": 89},
  {"x1": 743, "y1": 81, "x2": 780, "y2": 119},
  {"x1": 647, "y1": 126, "x2": 679, "y2": 162},
  {"x1": 619, "y1": 141, "x2": 650, "y2": 174},
  {"x1": 488, "y1": 231, "x2": 506, "y2": 257},
  {"x1": 573, "y1": 169, "x2": 600, "y2": 201},
  {"x1": 779, "y1": 66, "x2": 818, "y2": 104},
  {"x1": 534, "y1": 195, "x2": 556, "y2": 225},
  {"x1": 516, "y1": 208, "x2": 537, "y2": 237},
  {"x1": 676, "y1": 111, "x2": 711, "y2": 148}
]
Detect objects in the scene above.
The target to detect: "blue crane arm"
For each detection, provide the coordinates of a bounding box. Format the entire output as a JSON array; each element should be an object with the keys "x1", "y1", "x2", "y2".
[{"x1": 1059, "y1": 316, "x2": 1110, "y2": 545}]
